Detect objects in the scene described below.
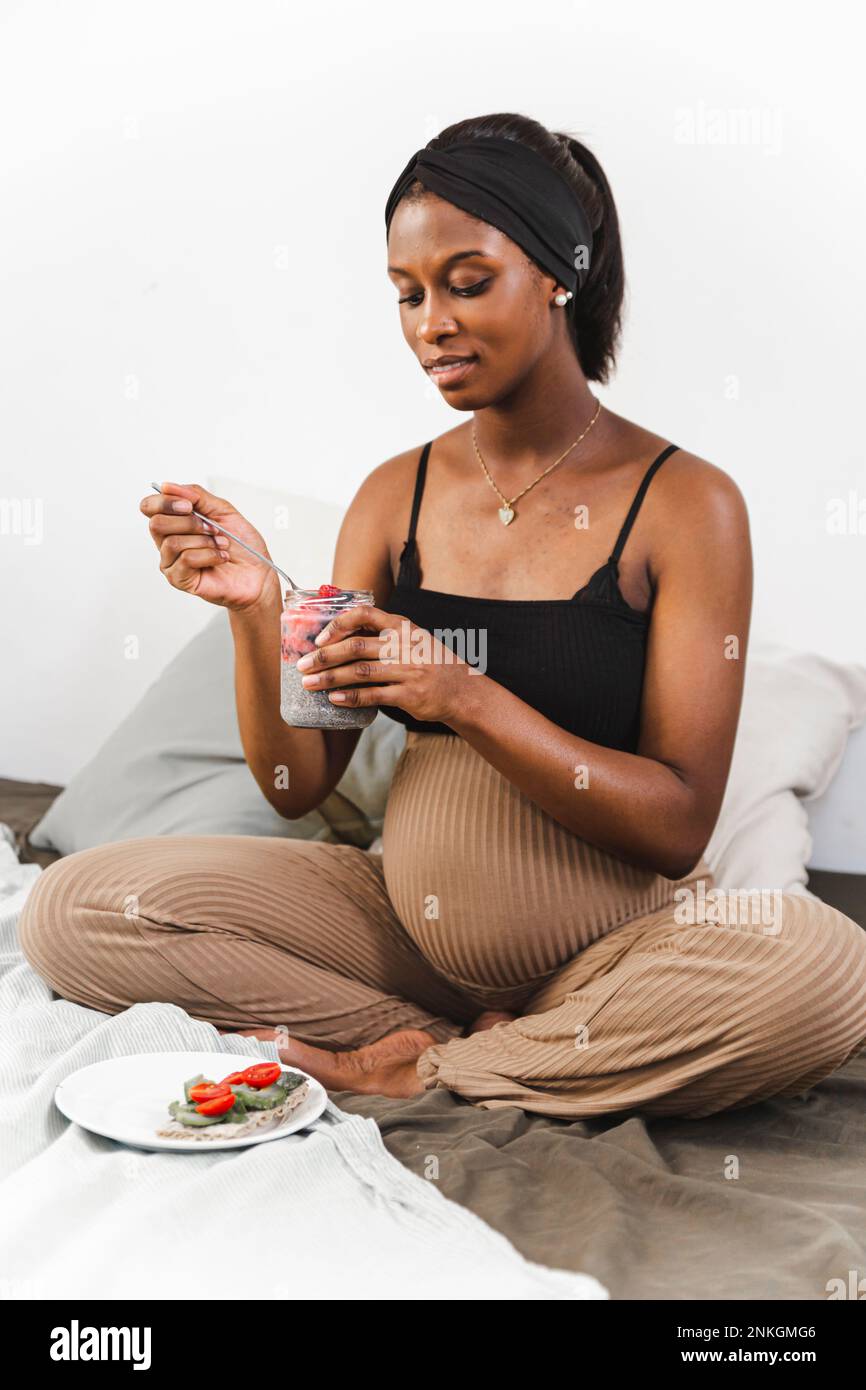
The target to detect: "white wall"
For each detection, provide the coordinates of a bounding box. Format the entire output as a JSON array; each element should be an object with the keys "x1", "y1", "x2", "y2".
[{"x1": 1, "y1": 0, "x2": 864, "y2": 783}]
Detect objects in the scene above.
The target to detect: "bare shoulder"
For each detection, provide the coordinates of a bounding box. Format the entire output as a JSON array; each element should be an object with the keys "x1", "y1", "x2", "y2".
[
  {"x1": 347, "y1": 422, "x2": 463, "y2": 514},
  {"x1": 334, "y1": 441, "x2": 431, "y2": 596},
  {"x1": 655, "y1": 445, "x2": 748, "y2": 511},
  {"x1": 345, "y1": 442, "x2": 426, "y2": 516},
  {"x1": 642, "y1": 445, "x2": 751, "y2": 570}
]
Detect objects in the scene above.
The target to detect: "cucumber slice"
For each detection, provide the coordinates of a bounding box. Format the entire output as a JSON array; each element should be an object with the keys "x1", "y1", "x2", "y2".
[
  {"x1": 168, "y1": 1100, "x2": 228, "y2": 1128},
  {"x1": 182, "y1": 1073, "x2": 209, "y2": 1104},
  {"x1": 228, "y1": 1083, "x2": 259, "y2": 1106},
  {"x1": 233, "y1": 1082, "x2": 288, "y2": 1111},
  {"x1": 282, "y1": 1072, "x2": 306, "y2": 1094},
  {"x1": 260, "y1": 1082, "x2": 289, "y2": 1108}
]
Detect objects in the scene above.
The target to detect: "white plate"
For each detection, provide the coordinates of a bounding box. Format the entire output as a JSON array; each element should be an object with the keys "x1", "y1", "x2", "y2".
[{"x1": 54, "y1": 1050, "x2": 328, "y2": 1152}]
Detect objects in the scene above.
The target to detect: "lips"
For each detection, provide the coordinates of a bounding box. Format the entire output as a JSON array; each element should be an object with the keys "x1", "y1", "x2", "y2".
[{"x1": 424, "y1": 355, "x2": 478, "y2": 387}]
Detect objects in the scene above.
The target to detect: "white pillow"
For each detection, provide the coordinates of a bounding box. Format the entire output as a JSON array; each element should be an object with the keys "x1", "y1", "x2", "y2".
[
  {"x1": 805, "y1": 723, "x2": 866, "y2": 873},
  {"x1": 705, "y1": 642, "x2": 866, "y2": 895}
]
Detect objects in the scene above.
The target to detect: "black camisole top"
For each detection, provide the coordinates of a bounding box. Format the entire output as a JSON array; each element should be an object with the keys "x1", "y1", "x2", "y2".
[{"x1": 379, "y1": 441, "x2": 679, "y2": 752}]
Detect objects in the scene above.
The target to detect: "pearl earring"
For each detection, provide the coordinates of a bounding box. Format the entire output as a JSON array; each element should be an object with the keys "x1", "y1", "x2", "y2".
[{"x1": 554, "y1": 290, "x2": 573, "y2": 306}]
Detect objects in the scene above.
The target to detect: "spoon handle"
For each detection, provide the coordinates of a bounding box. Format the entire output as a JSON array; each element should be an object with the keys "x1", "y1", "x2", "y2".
[{"x1": 149, "y1": 482, "x2": 297, "y2": 592}]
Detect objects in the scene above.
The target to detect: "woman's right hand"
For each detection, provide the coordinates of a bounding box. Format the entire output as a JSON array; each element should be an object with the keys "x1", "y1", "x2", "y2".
[{"x1": 140, "y1": 481, "x2": 282, "y2": 614}]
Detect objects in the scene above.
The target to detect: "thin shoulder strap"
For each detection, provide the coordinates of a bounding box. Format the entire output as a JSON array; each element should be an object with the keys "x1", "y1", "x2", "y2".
[
  {"x1": 609, "y1": 444, "x2": 679, "y2": 565},
  {"x1": 395, "y1": 441, "x2": 432, "y2": 588},
  {"x1": 405, "y1": 441, "x2": 432, "y2": 548}
]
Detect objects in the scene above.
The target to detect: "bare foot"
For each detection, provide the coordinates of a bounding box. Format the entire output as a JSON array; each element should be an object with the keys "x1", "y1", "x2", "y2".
[
  {"x1": 225, "y1": 1025, "x2": 436, "y2": 1098},
  {"x1": 465, "y1": 1010, "x2": 518, "y2": 1036}
]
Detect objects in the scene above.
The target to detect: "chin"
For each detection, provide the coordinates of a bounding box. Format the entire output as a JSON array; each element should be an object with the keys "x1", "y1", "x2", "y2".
[
  {"x1": 436, "y1": 379, "x2": 501, "y2": 412},
  {"x1": 439, "y1": 392, "x2": 483, "y2": 412}
]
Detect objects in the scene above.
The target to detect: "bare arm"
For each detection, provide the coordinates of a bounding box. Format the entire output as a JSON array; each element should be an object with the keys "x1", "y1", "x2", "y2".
[
  {"x1": 446, "y1": 459, "x2": 753, "y2": 878},
  {"x1": 231, "y1": 457, "x2": 406, "y2": 819}
]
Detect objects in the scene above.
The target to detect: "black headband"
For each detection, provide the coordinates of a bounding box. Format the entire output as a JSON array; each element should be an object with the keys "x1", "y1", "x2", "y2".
[{"x1": 384, "y1": 134, "x2": 594, "y2": 293}]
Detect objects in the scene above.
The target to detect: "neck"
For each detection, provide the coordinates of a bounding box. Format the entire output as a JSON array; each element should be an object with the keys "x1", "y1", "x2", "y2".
[{"x1": 470, "y1": 350, "x2": 605, "y2": 473}]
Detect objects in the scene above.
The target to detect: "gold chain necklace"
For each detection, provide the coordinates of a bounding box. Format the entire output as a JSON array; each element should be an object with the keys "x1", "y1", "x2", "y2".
[{"x1": 473, "y1": 397, "x2": 602, "y2": 525}]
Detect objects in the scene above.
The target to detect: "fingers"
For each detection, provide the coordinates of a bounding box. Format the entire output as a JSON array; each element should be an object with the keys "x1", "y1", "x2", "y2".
[
  {"x1": 159, "y1": 532, "x2": 231, "y2": 580},
  {"x1": 144, "y1": 510, "x2": 227, "y2": 553},
  {"x1": 300, "y1": 659, "x2": 400, "y2": 692},
  {"x1": 325, "y1": 685, "x2": 397, "y2": 708},
  {"x1": 139, "y1": 483, "x2": 233, "y2": 549},
  {"x1": 140, "y1": 484, "x2": 269, "y2": 567},
  {"x1": 313, "y1": 604, "x2": 394, "y2": 648},
  {"x1": 141, "y1": 484, "x2": 234, "y2": 557},
  {"x1": 140, "y1": 481, "x2": 231, "y2": 519},
  {"x1": 297, "y1": 633, "x2": 386, "y2": 672}
]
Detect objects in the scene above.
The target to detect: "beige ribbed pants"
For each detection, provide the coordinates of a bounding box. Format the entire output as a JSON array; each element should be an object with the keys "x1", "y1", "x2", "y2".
[{"x1": 17, "y1": 732, "x2": 866, "y2": 1119}]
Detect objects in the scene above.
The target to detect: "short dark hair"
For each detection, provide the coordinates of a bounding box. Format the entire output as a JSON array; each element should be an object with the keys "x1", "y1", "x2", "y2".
[{"x1": 403, "y1": 112, "x2": 624, "y2": 384}]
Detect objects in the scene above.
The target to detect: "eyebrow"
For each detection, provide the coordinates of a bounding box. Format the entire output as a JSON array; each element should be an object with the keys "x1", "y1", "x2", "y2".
[{"x1": 387, "y1": 249, "x2": 490, "y2": 275}]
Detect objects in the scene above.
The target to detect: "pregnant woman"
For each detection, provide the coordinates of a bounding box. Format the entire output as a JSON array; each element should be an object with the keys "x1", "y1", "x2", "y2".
[{"x1": 19, "y1": 112, "x2": 866, "y2": 1118}]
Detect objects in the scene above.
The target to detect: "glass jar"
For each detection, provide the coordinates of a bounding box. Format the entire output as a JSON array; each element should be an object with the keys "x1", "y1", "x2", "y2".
[{"x1": 280, "y1": 587, "x2": 378, "y2": 729}]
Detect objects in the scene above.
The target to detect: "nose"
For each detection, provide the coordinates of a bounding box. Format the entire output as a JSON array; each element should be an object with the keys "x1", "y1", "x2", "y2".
[{"x1": 415, "y1": 292, "x2": 459, "y2": 346}]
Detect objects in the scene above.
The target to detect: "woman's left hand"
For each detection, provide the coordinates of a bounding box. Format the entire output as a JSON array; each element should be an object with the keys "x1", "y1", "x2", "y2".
[{"x1": 295, "y1": 603, "x2": 486, "y2": 726}]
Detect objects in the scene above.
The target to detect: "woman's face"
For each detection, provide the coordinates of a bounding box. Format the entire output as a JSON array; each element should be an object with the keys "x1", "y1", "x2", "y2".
[{"x1": 387, "y1": 190, "x2": 569, "y2": 408}]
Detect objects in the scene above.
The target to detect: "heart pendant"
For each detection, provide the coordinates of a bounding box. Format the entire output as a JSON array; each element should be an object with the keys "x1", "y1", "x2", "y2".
[{"x1": 498, "y1": 507, "x2": 515, "y2": 526}]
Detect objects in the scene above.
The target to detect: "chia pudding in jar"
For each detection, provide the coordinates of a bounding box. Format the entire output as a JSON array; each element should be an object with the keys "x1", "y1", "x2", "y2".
[{"x1": 280, "y1": 585, "x2": 378, "y2": 729}]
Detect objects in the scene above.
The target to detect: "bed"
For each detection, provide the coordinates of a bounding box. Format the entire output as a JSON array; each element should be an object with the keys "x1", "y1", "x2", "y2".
[{"x1": 3, "y1": 701, "x2": 865, "y2": 1301}]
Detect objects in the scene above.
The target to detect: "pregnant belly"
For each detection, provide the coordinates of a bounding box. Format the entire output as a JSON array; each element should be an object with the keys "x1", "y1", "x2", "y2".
[{"x1": 382, "y1": 731, "x2": 685, "y2": 1007}]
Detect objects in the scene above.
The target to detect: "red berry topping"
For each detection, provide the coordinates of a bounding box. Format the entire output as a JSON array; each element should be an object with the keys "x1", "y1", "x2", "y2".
[{"x1": 317, "y1": 584, "x2": 343, "y2": 597}]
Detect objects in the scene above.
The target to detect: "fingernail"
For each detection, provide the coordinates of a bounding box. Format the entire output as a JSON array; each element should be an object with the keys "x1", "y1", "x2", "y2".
[
  {"x1": 215, "y1": 535, "x2": 229, "y2": 547},
  {"x1": 171, "y1": 500, "x2": 193, "y2": 513},
  {"x1": 329, "y1": 692, "x2": 346, "y2": 702},
  {"x1": 296, "y1": 653, "x2": 313, "y2": 669},
  {"x1": 314, "y1": 628, "x2": 329, "y2": 645},
  {"x1": 301, "y1": 674, "x2": 318, "y2": 686}
]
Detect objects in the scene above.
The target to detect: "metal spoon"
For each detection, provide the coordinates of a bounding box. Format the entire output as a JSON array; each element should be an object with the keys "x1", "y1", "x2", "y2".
[{"x1": 150, "y1": 482, "x2": 299, "y2": 592}]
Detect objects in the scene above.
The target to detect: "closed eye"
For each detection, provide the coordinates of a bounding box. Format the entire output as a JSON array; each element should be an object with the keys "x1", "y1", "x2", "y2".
[{"x1": 398, "y1": 279, "x2": 491, "y2": 306}]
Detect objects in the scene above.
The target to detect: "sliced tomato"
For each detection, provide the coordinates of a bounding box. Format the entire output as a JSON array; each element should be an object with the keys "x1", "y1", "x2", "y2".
[
  {"x1": 195, "y1": 1092, "x2": 238, "y2": 1117},
  {"x1": 219, "y1": 1071, "x2": 248, "y2": 1087},
  {"x1": 241, "y1": 1062, "x2": 282, "y2": 1089},
  {"x1": 188, "y1": 1081, "x2": 232, "y2": 1104}
]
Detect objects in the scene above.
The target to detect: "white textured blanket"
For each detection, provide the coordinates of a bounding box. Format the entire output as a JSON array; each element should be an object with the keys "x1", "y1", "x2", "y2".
[{"x1": 0, "y1": 835, "x2": 607, "y2": 1301}]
